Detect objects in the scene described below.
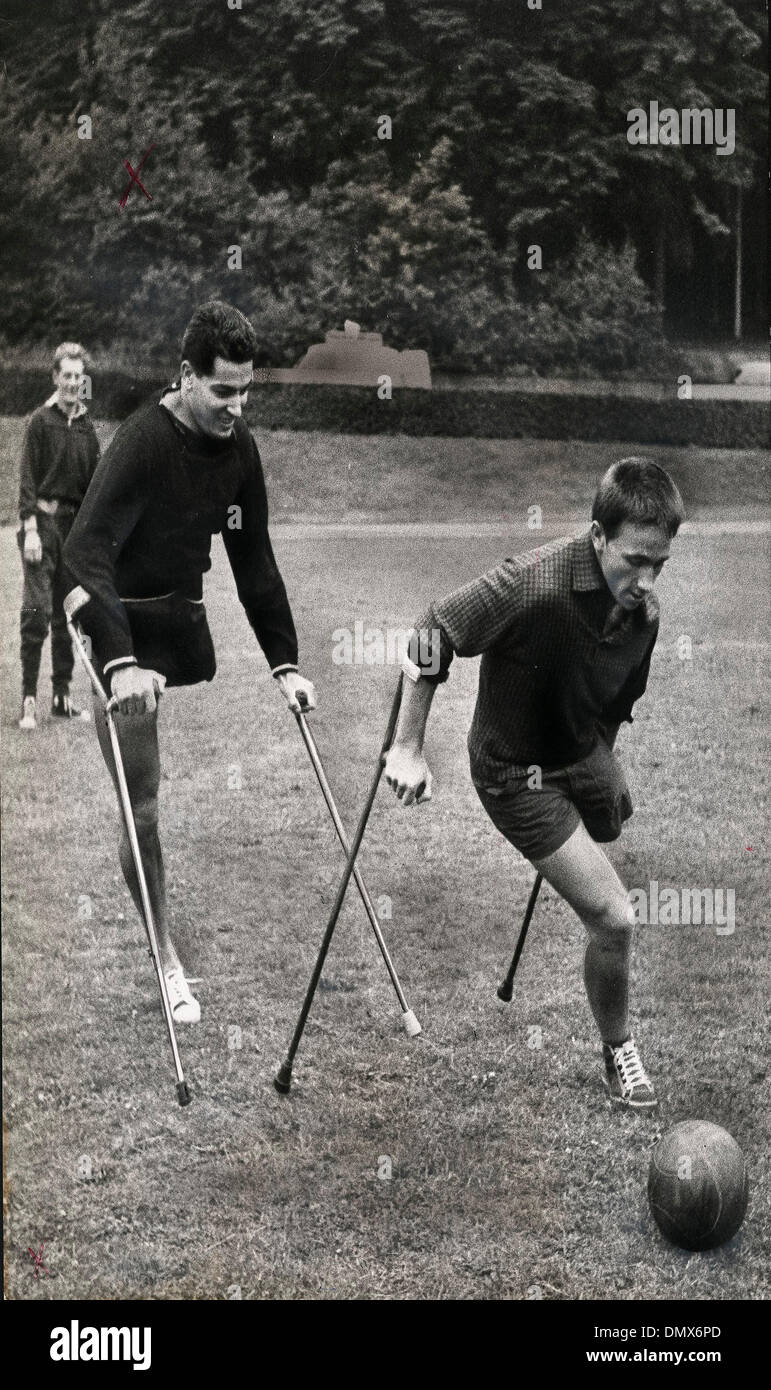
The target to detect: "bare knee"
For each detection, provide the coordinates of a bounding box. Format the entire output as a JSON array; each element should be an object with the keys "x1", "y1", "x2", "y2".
[{"x1": 583, "y1": 894, "x2": 634, "y2": 949}]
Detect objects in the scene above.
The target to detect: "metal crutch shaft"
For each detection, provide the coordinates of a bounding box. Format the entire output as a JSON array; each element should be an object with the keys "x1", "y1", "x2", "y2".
[
  {"x1": 496, "y1": 872, "x2": 543, "y2": 1002},
  {"x1": 274, "y1": 676, "x2": 407, "y2": 1093},
  {"x1": 67, "y1": 619, "x2": 191, "y2": 1105},
  {"x1": 294, "y1": 708, "x2": 420, "y2": 1035}
]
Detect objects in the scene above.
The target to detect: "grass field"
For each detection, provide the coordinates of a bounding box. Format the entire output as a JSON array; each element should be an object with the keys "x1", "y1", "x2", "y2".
[
  {"x1": 2, "y1": 432, "x2": 769, "y2": 1302},
  {"x1": 1, "y1": 414, "x2": 770, "y2": 526}
]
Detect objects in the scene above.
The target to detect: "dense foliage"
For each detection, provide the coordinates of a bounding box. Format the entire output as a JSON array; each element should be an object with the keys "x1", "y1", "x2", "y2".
[{"x1": 1, "y1": 0, "x2": 766, "y2": 371}]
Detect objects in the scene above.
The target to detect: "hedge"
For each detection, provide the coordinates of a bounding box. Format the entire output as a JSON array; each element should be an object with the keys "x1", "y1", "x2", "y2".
[
  {"x1": 0, "y1": 370, "x2": 767, "y2": 448},
  {"x1": 245, "y1": 385, "x2": 769, "y2": 448},
  {"x1": 0, "y1": 370, "x2": 168, "y2": 420}
]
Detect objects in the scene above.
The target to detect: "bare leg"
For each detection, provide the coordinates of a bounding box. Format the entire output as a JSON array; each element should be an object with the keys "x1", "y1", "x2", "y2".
[
  {"x1": 531, "y1": 822, "x2": 632, "y2": 1044},
  {"x1": 93, "y1": 693, "x2": 181, "y2": 975}
]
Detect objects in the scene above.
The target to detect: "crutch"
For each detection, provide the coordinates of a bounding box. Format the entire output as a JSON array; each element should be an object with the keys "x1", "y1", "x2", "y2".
[
  {"x1": 66, "y1": 611, "x2": 191, "y2": 1106},
  {"x1": 293, "y1": 705, "x2": 420, "y2": 1036},
  {"x1": 275, "y1": 675, "x2": 416, "y2": 1094},
  {"x1": 496, "y1": 872, "x2": 543, "y2": 1001}
]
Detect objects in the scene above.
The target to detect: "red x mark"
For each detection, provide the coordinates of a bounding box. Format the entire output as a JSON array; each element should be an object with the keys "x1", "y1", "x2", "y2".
[
  {"x1": 119, "y1": 144, "x2": 156, "y2": 208},
  {"x1": 28, "y1": 1241, "x2": 50, "y2": 1279}
]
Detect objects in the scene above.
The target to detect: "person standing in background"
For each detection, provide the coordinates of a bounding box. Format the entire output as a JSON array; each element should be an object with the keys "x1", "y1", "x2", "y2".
[{"x1": 17, "y1": 342, "x2": 100, "y2": 730}]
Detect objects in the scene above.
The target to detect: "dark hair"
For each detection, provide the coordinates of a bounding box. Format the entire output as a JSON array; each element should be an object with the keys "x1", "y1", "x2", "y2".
[
  {"x1": 592, "y1": 457, "x2": 685, "y2": 540},
  {"x1": 181, "y1": 301, "x2": 257, "y2": 376}
]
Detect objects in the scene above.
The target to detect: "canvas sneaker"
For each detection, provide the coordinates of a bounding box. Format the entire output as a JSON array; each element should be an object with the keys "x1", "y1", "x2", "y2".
[
  {"x1": 603, "y1": 1037, "x2": 658, "y2": 1111},
  {"x1": 52, "y1": 693, "x2": 91, "y2": 721},
  {"x1": 19, "y1": 695, "x2": 37, "y2": 731},
  {"x1": 164, "y1": 966, "x2": 201, "y2": 1025}
]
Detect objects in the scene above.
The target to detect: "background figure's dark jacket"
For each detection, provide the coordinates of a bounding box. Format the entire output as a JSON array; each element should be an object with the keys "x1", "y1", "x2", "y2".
[
  {"x1": 62, "y1": 399, "x2": 298, "y2": 674},
  {"x1": 18, "y1": 400, "x2": 100, "y2": 520}
]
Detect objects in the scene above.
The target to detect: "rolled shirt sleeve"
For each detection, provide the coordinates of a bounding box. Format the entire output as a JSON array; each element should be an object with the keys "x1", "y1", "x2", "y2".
[{"x1": 409, "y1": 562, "x2": 524, "y2": 684}]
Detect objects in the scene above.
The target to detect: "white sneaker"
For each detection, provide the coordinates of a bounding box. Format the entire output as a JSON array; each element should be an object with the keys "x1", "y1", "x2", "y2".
[
  {"x1": 603, "y1": 1037, "x2": 658, "y2": 1111},
  {"x1": 19, "y1": 696, "x2": 37, "y2": 730},
  {"x1": 164, "y1": 966, "x2": 201, "y2": 1024}
]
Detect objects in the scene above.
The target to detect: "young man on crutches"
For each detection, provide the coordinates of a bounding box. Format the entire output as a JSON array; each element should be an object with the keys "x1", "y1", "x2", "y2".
[
  {"x1": 63, "y1": 301, "x2": 315, "y2": 1025},
  {"x1": 384, "y1": 459, "x2": 685, "y2": 1112}
]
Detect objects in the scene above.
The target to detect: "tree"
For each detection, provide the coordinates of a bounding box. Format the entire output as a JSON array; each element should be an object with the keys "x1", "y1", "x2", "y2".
[{"x1": 2, "y1": 0, "x2": 766, "y2": 354}]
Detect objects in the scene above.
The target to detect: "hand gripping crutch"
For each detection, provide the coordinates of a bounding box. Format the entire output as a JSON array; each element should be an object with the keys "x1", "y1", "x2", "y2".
[
  {"x1": 275, "y1": 675, "x2": 416, "y2": 1094},
  {"x1": 496, "y1": 873, "x2": 543, "y2": 1002},
  {"x1": 66, "y1": 613, "x2": 191, "y2": 1106},
  {"x1": 293, "y1": 704, "x2": 420, "y2": 1036}
]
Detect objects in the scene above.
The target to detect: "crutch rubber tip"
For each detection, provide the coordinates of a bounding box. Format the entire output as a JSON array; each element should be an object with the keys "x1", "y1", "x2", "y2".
[
  {"x1": 497, "y1": 981, "x2": 514, "y2": 1002},
  {"x1": 176, "y1": 1080, "x2": 192, "y2": 1106},
  {"x1": 274, "y1": 1062, "x2": 293, "y2": 1094},
  {"x1": 401, "y1": 1009, "x2": 422, "y2": 1037}
]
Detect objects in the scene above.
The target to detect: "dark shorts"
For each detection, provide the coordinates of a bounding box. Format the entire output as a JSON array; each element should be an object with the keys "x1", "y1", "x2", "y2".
[
  {"x1": 474, "y1": 738, "x2": 633, "y2": 862},
  {"x1": 101, "y1": 593, "x2": 217, "y2": 688}
]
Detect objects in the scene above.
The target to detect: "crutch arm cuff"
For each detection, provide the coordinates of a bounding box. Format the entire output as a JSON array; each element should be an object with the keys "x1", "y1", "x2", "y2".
[
  {"x1": 104, "y1": 656, "x2": 138, "y2": 679},
  {"x1": 63, "y1": 584, "x2": 91, "y2": 621},
  {"x1": 401, "y1": 655, "x2": 422, "y2": 684}
]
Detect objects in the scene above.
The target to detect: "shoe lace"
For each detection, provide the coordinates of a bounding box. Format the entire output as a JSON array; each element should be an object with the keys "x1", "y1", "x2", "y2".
[
  {"x1": 165, "y1": 968, "x2": 186, "y2": 1008},
  {"x1": 614, "y1": 1040, "x2": 650, "y2": 1093}
]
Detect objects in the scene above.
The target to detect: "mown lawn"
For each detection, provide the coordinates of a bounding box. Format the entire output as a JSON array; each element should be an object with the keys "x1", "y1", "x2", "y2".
[
  {"x1": 2, "y1": 503, "x2": 768, "y2": 1301},
  {"x1": 1, "y1": 413, "x2": 769, "y2": 525}
]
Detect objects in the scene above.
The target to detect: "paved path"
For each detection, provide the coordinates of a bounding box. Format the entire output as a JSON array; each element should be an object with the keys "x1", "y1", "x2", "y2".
[
  {"x1": 272, "y1": 519, "x2": 770, "y2": 539},
  {"x1": 431, "y1": 375, "x2": 770, "y2": 402}
]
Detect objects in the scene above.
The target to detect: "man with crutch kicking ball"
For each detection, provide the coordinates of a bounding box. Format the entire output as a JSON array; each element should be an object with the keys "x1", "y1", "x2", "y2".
[
  {"x1": 63, "y1": 301, "x2": 316, "y2": 1028},
  {"x1": 384, "y1": 459, "x2": 685, "y2": 1111}
]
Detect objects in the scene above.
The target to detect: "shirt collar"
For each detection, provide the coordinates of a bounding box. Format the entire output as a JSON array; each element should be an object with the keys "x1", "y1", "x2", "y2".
[
  {"x1": 46, "y1": 392, "x2": 87, "y2": 420},
  {"x1": 571, "y1": 530, "x2": 606, "y2": 592}
]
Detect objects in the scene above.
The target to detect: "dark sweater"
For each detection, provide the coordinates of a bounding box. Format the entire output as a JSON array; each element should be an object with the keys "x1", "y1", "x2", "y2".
[
  {"x1": 18, "y1": 399, "x2": 100, "y2": 520},
  {"x1": 63, "y1": 398, "x2": 298, "y2": 674}
]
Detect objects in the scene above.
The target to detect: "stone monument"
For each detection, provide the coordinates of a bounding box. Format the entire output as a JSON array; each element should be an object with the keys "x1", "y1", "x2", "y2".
[{"x1": 260, "y1": 320, "x2": 431, "y2": 388}]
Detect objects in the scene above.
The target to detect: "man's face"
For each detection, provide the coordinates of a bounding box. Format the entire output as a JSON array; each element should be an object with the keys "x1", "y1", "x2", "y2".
[
  {"x1": 591, "y1": 520, "x2": 673, "y2": 609},
  {"x1": 53, "y1": 356, "x2": 85, "y2": 410},
  {"x1": 181, "y1": 355, "x2": 253, "y2": 440}
]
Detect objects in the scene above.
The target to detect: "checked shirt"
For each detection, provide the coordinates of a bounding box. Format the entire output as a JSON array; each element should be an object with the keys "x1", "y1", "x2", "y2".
[{"x1": 412, "y1": 530, "x2": 660, "y2": 786}]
